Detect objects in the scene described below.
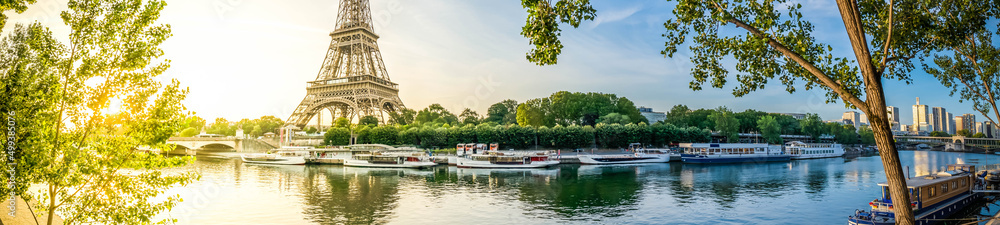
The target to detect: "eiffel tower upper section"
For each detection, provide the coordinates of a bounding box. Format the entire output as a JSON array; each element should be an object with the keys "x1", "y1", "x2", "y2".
[{"x1": 285, "y1": 0, "x2": 404, "y2": 128}]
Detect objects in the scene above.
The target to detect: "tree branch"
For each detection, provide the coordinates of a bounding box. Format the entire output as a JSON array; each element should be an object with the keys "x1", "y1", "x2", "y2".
[{"x1": 724, "y1": 17, "x2": 870, "y2": 111}]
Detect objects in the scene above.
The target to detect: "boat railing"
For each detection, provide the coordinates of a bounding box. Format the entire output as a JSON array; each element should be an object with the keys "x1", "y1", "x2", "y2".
[{"x1": 869, "y1": 199, "x2": 917, "y2": 212}]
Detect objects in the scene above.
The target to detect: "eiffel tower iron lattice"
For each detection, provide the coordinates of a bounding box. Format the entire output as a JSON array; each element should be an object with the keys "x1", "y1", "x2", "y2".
[{"x1": 285, "y1": 0, "x2": 404, "y2": 128}]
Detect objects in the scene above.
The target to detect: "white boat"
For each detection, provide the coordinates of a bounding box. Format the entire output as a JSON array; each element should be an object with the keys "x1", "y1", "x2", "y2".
[
  {"x1": 241, "y1": 148, "x2": 308, "y2": 165},
  {"x1": 785, "y1": 141, "x2": 844, "y2": 159},
  {"x1": 306, "y1": 144, "x2": 426, "y2": 165},
  {"x1": 343, "y1": 151, "x2": 437, "y2": 169},
  {"x1": 578, "y1": 143, "x2": 671, "y2": 164},
  {"x1": 679, "y1": 143, "x2": 790, "y2": 164},
  {"x1": 456, "y1": 143, "x2": 559, "y2": 168}
]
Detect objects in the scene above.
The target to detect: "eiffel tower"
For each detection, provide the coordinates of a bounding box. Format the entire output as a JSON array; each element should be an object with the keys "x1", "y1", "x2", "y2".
[{"x1": 286, "y1": 0, "x2": 404, "y2": 128}]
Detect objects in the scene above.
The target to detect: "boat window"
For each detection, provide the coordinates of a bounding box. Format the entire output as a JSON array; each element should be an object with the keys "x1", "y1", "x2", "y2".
[
  {"x1": 961, "y1": 179, "x2": 967, "y2": 187},
  {"x1": 942, "y1": 183, "x2": 948, "y2": 193},
  {"x1": 952, "y1": 181, "x2": 957, "y2": 189},
  {"x1": 928, "y1": 187, "x2": 936, "y2": 197}
]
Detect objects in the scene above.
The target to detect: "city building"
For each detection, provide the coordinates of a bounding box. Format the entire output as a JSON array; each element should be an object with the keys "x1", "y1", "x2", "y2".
[
  {"x1": 887, "y1": 106, "x2": 900, "y2": 131},
  {"x1": 843, "y1": 111, "x2": 863, "y2": 129},
  {"x1": 912, "y1": 97, "x2": 933, "y2": 132},
  {"x1": 955, "y1": 116, "x2": 965, "y2": 132},
  {"x1": 976, "y1": 122, "x2": 984, "y2": 135},
  {"x1": 638, "y1": 107, "x2": 666, "y2": 124},
  {"x1": 984, "y1": 121, "x2": 997, "y2": 138},
  {"x1": 962, "y1": 113, "x2": 976, "y2": 133},
  {"x1": 932, "y1": 107, "x2": 949, "y2": 133},
  {"x1": 948, "y1": 112, "x2": 956, "y2": 134},
  {"x1": 900, "y1": 124, "x2": 910, "y2": 132}
]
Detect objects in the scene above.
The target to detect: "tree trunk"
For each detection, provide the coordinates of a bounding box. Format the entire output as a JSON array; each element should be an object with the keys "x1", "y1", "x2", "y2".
[
  {"x1": 835, "y1": 0, "x2": 915, "y2": 223},
  {"x1": 865, "y1": 89, "x2": 914, "y2": 224}
]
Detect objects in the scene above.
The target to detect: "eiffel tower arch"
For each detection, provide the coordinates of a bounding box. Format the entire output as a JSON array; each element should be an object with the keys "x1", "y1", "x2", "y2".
[{"x1": 285, "y1": 0, "x2": 405, "y2": 128}]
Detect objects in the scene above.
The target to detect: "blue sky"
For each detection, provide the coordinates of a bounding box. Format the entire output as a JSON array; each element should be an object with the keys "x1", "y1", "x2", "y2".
[{"x1": 4, "y1": 0, "x2": 978, "y2": 125}]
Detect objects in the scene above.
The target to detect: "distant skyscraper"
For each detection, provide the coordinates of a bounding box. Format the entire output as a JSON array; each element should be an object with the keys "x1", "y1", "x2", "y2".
[
  {"x1": 843, "y1": 111, "x2": 861, "y2": 128},
  {"x1": 932, "y1": 107, "x2": 948, "y2": 132},
  {"x1": 913, "y1": 97, "x2": 932, "y2": 131},
  {"x1": 984, "y1": 121, "x2": 996, "y2": 138},
  {"x1": 962, "y1": 113, "x2": 976, "y2": 133},
  {"x1": 887, "y1": 106, "x2": 900, "y2": 123},
  {"x1": 955, "y1": 116, "x2": 966, "y2": 132},
  {"x1": 947, "y1": 112, "x2": 956, "y2": 134},
  {"x1": 976, "y1": 122, "x2": 984, "y2": 135}
]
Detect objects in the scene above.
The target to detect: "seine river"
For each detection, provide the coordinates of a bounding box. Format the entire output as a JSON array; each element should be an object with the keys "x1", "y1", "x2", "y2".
[{"x1": 157, "y1": 151, "x2": 1000, "y2": 224}]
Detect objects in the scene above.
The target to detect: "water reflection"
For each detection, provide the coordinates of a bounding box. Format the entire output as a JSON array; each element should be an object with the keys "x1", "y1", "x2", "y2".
[{"x1": 159, "y1": 151, "x2": 1000, "y2": 224}]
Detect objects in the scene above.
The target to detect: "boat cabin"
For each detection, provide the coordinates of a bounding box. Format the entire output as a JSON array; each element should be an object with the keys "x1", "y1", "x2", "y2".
[
  {"x1": 869, "y1": 164, "x2": 975, "y2": 216},
  {"x1": 678, "y1": 143, "x2": 781, "y2": 155},
  {"x1": 784, "y1": 141, "x2": 840, "y2": 155}
]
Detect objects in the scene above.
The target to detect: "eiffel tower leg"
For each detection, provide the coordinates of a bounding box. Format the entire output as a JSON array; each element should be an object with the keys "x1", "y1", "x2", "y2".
[{"x1": 286, "y1": 96, "x2": 317, "y2": 129}]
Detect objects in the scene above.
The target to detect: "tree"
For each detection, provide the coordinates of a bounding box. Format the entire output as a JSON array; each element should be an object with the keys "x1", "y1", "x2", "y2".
[
  {"x1": 736, "y1": 109, "x2": 769, "y2": 133},
  {"x1": 0, "y1": 22, "x2": 60, "y2": 225},
  {"x1": 325, "y1": 127, "x2": 351, "y2": 145},
  {"x1": 359, "y1": 115, "x2": 379, "y2": 126},
  {"x1": 486, "y1": 99, "x2": 519, "y2": 125},
  {"x1": 957, "y1": 129, "x2": 973, "y2": 137},
  {"x1": 757, "y1": 116, "x2": 782, "y2": 144},
  {"x1": 596, "y1": 113, "x2": 630, "y2": 125},
  {"x1": 250, "y1": 125, "x2": 263, "y2": 137},
  {"x1": 0, "y1": 0, "x2": 35, "y2": 32},
  {"x1": 0, "y1": 1, "x2": 199, "y2": 224},
  {"x1": 518, "y1": 1, "x2": 986, "y2": 221},
  {"x1": 178, "y1": 127, "x2": 199, "y2": 137},
  {"x1": 708, "y1": 107, "x2": 739, "y2": 143},
  {"x1": 369, "y1": 126, "x2": 399, "y2": 145},
  {"x1": 925, "y1": 18, "x2": 1000, "y2": 142},
  {"x1": 207, "y1": 118, "x2": 233, "y2": 136},
  {"x1": 973, "y1": 132, "x2": 987, "y2": 138},
  {"x1": 305, "y1": 126, "x2": 318, "y2": 134},
  {"x1": 333, "y1": 117, "x2": 351, "y2": 128},
  {"x1": 859, "y1": 126, "x2": 876, "y2": 145},
  {"x1": 415, "y1": 104, "x2": 458, "y2": 125},
  {"x1": 664, "y1": 104, "x2": 692, "y2": 127},
  {"x1": 459, "y1": 108, "x2": 481, "y2": 125},
  {"x1": 387, "y1": 108, "x2": 417, "y2": 125},
  {"x1": 800, "y1": 114, "x2": 825, "y2": 142}
]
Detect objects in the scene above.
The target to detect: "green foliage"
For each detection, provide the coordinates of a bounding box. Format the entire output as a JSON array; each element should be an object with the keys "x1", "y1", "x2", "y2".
[
  {"x1": 929, "y1": 131, "x2": 951, "y2": 137},
  {"x1": 0, "y1": 1, "x2": 204, "y2": 223},
  {"x1": 859, "y1": 126, "x2": 875, "y2": 145},
  {"x1": 486, "y1": 99, "x2": 519, "y2": 125},
  {"x1": 305, "y1": 126, "x2": 318, "y2": 134},
  {"x1": 0, "y1": 0, "x2": 35, "y2": 31},
  {"x1": 324, "y1": 127, "x2": 351, "y2": 146},
  {"x1": 0, "y1": 23, "x2": 63, "y2": 203},
  {"x1": 800, "y1": 114, "x2": 824, "y2": 141},
  {"x1": 250, "y1": 125, "x2": 262, "y2": 137},
  {"x1": 517, "y1": 91, "x2": 645, "y2": 127},
  {"x1": 459, "y1": 108, "x2": 481, "y2": 125},
  {"x1": 735, "y1": 109, "x2": 769, "y2": 133},
  {"x1": 415, "y1": 103, "x2": 458, "y2": 125},
  {"x1": 519, "y1": 0, "x2": 596, "y2": 65},
  {"x1": 596, "y1": 113, "x2": 630, "y2": 125},
  {"x1": 387, "y1": 108, "x2": 416, "y2": 125},
  {"x1": 333, "y1": 117, "x2": 351, "y2": 128},
  {"x1": 397, "y1": 127, "x2": 419, "y2": 146},
  {"x1": 596, "y1": 123, "x2": 628, "y2": 148},
  {"x1": 369, "y1": 126, "x2": 398, "y2": 145},
  {"x1": 178, "y1": 127, "x2": 199, "y2": 137},
  {"x1": 829, "y1": 123, "x2": 858, "y2": 145},
  {"x1": 359, "y1": 115, "x2": 379, "y2": 126},
  {"x1": 757, "y1": 115, "x2": 782, "y2": 144},
  {"x1": 957, "y1": 129, "x2": 972, "y2": 137},
  {"x1": 973, "y1": 132, "x2": 987, "y2": 138},
  {"x1": 665, "y1": 105, "x2": 691, "y2": 127},
  {"x1": 708, "y1": 107, "x2": 739, "y2": 143}
]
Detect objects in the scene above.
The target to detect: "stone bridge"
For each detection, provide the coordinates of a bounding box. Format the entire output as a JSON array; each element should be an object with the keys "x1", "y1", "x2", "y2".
[{"x1": 166, "y1": 137, "x2": 277, "y2": 155}]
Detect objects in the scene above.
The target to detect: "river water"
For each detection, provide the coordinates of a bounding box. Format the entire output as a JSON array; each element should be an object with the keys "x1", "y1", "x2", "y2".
[{"x1": 157, "y1": 151, "x2": 1000, "y2": 224}]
